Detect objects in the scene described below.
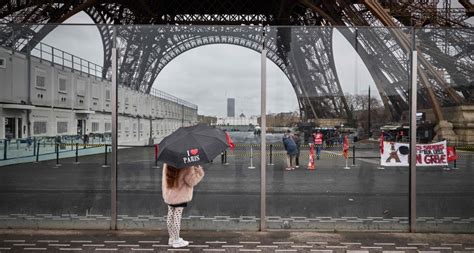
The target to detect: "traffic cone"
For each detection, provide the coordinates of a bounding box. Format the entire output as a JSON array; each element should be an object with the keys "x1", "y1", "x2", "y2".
[{"x1": 308, "y1": 143, "x2": 315, "y2": 170}]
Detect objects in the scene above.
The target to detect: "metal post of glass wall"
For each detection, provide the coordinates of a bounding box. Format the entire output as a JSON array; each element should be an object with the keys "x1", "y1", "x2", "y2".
[
  {"x1": 111, "y1": 26, "x2": 118, "y2": 230},
  {"x1": 409, "y1": 28, "x2": 418, "y2": 233},
  {"x1": 260, "y1": 40, "x2": 267, "y2": 232}
]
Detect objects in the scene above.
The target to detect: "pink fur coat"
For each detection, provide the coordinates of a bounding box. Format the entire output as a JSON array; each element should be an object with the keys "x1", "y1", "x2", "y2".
[{"x1": 162, "y1": 164, "x2": 205, "y2": 205}]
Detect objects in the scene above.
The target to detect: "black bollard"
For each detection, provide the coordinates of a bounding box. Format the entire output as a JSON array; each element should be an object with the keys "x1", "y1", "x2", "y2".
[
  {"x1": 102, "y1": 145, "x2": 109, "y2": 167},
  {"x1": 35, "y1": 141, "x2": 40, "y2": 162},
  {"x1": 104, "y1": 145, "x2": 108, "y2": 165},
  {"x1": 454, "y1": 146, "x2": 457, "y2": 168},
  {"x1": 221, "y1": 152, "x2": 224, "y2": 164},
  {"x1": 55, "y1": 143, "x2": 61, "y2": 167},
  {"x1": 352, "y1": 145, "x2": 355, "y2": 166},
  {"x1": 33, "y1": 138, "x2": 37, "y2": 156},
  {"x1": 224, "y1": 150, "x2": 228, "y2": 165},
  {"x1": 3, "y1": 140, "x2": 7, "y2": 160},
  {"x1": 75, "y1": 143, "x2": 79, "y2": 164},
  {"x1": 269, "y1": 144, "x2": 274, "y2": 165}
]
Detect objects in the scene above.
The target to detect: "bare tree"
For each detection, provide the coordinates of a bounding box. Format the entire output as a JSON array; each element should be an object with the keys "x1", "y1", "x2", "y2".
[{"x1": 345, "y1": 94, "x2": 387, "y2": 137}]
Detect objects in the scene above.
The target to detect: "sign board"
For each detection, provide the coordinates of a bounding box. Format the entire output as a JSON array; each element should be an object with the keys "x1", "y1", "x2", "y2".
[{"x1": 381, "y1": 141, "x2": 447, "y2": 167}]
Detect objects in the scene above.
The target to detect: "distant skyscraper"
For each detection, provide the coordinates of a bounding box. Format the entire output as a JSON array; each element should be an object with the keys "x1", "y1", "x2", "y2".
[{"x1": 227, "y1": 98, "x2": 235, "y2": 117}]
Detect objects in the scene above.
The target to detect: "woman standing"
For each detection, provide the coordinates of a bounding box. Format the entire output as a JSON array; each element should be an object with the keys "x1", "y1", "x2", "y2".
[{"x1": 162, "y1": 163, "x2": 205, "y2": 248}]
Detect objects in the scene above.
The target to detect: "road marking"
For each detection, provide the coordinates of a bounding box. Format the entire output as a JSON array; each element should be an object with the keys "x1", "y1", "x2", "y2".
[
  {"x1": 341, "y1": 242, "x2": 362, "y2": 245},
  {"x1": 441, "y1": 243, "x2": 462, "y2": 246},
  {"x1": 407, "y1": 243, "x2": 427, "y2": 246},
  {"x1": 430, "y1": 247, "x2": 452, "y2": 250},
  {"x1": 188, "y1": 245, "x2": 209, "y2": 248},
  {"x1": 4, "y1": 240, "x2": 25, "y2": 243},
  {"x1": 13, "y1": 243, "x2": 35, "y2": 246},
  {"x1": 346, "y1": 251, "x2": 369, "y2": 253},
  {"x1": 71, "y1": 240, "x2": 92, "y2": 243},
  {"x1": 118, "y1": 244, "x2": 140, "y2": 247},
  {"x1": 375, "y1": 243, "x2": 396, "y2": 246},
  {"x1": 291, "y1": 245, "x2": 313, "y2": 248},
  {"x1": 307, "y1": 242, "x2": 328, "y2": 245},
  {"x1": 275, "y1": 250, "x2": 297, "y2": 252},
  {"x1": 104, "y1": 241, "x2": 126, "y2": 244},
  {"x1": 37, "y1": 240, "x2": 59, "y2": 243},
  {"x1": 396, "y1": 247, "x2": 419, "y2": 250},
  {"x1": 273, "y1": 242, "x2": 294, "y2": 244},
  {"x1": 239, "y1": 250, "x2": 262, "y2": 252},
  {"x1": 131, "y1": 249, "x2": 154, "y2": 251},
  {"x1": 203, "y1": 249, "x2": 225, "y2": 252},
  {"x1": 0, "y1": 247, "x2": 11, "y2": 250},
  {"x1": 138, "y1": 241, "x2": 160, "y2": 244},
  {"x1": 382, "y1": 251, "x2": 406, "y2": 253},
  {"x1": 60, "y1": 248, "x2": 82, "y2": 251},
  {"x1": 48, "y1": 244, "x2": 70, "y2": 247},
  {"x1": 205, "y1": 241, "x2": 227, "y2": 244},
  {"x1": 311, "y1": 250, "x2": 333, "y2": 253},
  {"x1": 95, "y1": 248, "x2": 118, "y2": 251},
  {"x1": 83, "y1": 244, "x2": 105, "y2": 247},
  {"x1": 240, "y1": 241, "x2": 261, "y2": 244},
  {"x1": 325, "y1": 245, "x2": 348, "y2": 249},
  {"x1": 222, "y1": 245, "x2": 244, "y2": 248},
  {"x1": 257, "y1": 245, "x2": 278, "y2": 248},
  {"x1": 152, "y1": 244, "x2": 169, "y2": 247},
  {"x1": 361, "y1": 246, "x2": 383, "y2": 249},
  {"x1": 24, "y1": 248, "x2": 46, "y2": 251}
]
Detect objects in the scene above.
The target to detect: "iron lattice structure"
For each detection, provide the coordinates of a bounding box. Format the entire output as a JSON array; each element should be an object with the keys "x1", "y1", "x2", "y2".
[{"x1": 0, "y1": 0, "x2": 472, "y2": 122}]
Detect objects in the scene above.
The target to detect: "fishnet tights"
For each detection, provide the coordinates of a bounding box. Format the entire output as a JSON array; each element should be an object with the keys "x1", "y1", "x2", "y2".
[{"x1": 167, "y1": 206, "x2": 184, "y2": 241}]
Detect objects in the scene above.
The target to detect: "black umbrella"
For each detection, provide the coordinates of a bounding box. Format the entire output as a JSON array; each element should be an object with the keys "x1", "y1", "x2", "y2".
[{"x1": 157, "y1": 124, "x2": 229, "y2": 168}]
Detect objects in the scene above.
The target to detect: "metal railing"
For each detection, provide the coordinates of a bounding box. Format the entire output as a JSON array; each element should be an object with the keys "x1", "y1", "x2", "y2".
[{"x1": 13, "y1": 38, "x2": 105, "y2": 79}]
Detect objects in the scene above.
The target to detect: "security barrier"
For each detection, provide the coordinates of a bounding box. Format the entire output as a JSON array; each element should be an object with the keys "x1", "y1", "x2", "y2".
[{"x1": 0, "y1": 140, "x2": 470, "y2": 168}]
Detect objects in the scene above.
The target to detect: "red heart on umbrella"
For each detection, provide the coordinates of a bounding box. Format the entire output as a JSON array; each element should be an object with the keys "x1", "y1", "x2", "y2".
[{"x1": 190, "y1": 149, "x2": 199, "y2": 155}]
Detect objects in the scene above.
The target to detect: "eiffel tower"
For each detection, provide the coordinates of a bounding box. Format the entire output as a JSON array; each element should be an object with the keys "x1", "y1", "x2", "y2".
[{"x1": 0, "y1": 0, "x2": 472, "y2": 141}]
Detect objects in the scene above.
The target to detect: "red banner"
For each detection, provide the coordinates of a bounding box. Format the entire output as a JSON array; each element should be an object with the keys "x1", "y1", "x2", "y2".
[
  {"x1": 225, "y1": 132, "x2": 235, "y2": 150},
  {"x1": 380, "y1": 131, "x2": 384, "y2": 155},
  {"x1": 447, "y1": 146, "x2": 457, "y2": 162},
  {"x1": 343, "y1": 135, "x2": 349, "y2": 159}
]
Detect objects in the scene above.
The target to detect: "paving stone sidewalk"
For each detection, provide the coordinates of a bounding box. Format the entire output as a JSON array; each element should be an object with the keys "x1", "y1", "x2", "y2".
[{"x1": 0, "y1": 229, "x2": 473, "y2": 252}]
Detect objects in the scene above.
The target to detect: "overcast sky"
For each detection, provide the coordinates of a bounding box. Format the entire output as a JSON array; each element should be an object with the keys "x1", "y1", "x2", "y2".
[{"x1": 41, "y1": 12, "x2": 380, "y2": 117}]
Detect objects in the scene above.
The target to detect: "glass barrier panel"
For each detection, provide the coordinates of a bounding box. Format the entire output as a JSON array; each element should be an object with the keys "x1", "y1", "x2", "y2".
[
  {"x1": 415, "y1": 27, "x2": 474, "y2": 233},
  {"x1": 116, "y1": 25, "x2": 263, "y2": 230},
  {"x1": 264, "y1": 26, "x2": 411, "y2": 231},
  {"x1": 0, "y1": 24, "x2": 111, "y2": 229}
]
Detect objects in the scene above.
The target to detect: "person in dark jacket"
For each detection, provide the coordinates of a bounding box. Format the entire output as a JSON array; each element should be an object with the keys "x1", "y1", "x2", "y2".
[
  {"x1": 292, "y1": 132, "x2": 302, "y2": 168},
  {"x1": 283, "y1": 130, "x2": 298, "y2": 170}
]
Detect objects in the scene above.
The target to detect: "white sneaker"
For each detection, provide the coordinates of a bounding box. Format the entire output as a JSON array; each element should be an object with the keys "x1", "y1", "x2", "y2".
[
  {"x1": 168, "y1": 237, "x2": 183, "y2": 246},
  {"x1": 172, "y1": 238, "x2": 189, "y2": 248}
]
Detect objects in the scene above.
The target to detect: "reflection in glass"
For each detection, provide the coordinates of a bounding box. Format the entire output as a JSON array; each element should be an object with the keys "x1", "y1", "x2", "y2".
[
  {"x1": 116, "y1": 26, "x2": 263, "y2": 230},
  {"x1": 0, "y1": 24, "x2": 111, "y2": 229},
  {"x1": 265, "y1": 26, "x2": 411, "y2": 231}
]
